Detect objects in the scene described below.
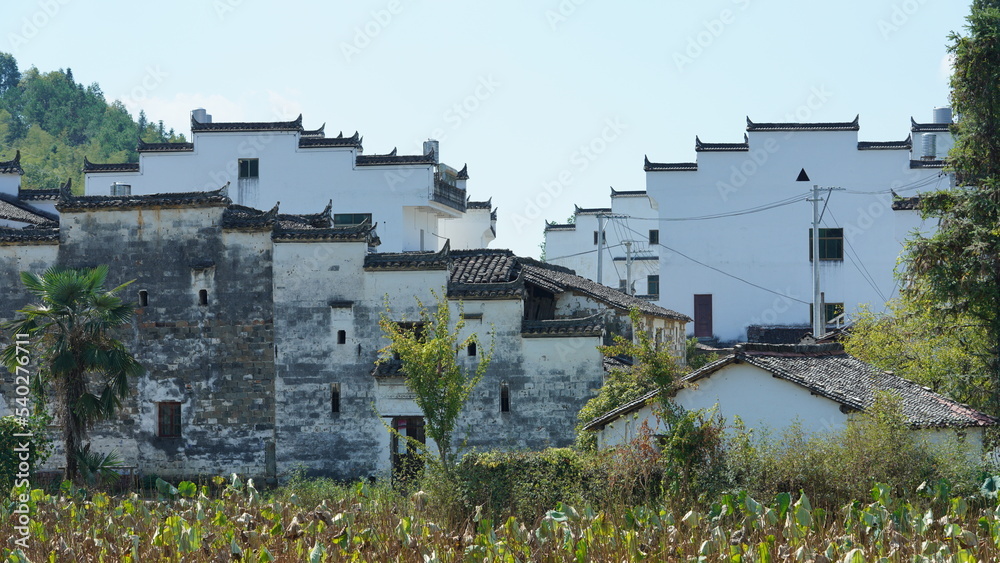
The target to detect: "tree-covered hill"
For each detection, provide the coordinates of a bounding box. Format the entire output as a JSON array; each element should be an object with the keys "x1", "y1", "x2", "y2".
[{"x1": 0, "y1": 52, "x2": 184, "y2": 192}]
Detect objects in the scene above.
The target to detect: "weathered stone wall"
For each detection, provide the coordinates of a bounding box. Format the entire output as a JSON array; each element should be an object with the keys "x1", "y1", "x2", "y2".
[{"x1": 57, "y1": 206, "x2": 276, "y2": 479}]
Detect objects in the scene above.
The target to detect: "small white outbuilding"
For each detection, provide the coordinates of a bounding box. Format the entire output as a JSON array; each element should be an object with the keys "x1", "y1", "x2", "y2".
[{"x1": 585, "y1": 343, "x2": 997, "y2": 452}]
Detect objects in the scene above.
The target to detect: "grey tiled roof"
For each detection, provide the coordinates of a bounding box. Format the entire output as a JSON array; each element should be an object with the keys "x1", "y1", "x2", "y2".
[
  {"x1": 522, "y1": 314, "x2": 604, "y2": 338},
  {"x1": 82, "y1": 157, "x2": 140, "y2": 173},
  {"x1": 0, "y1": 194, "x2": 58, "y2": 226},
  {"x1": 543, "y1": 222, "x2": 576, "y2": 231},
  {"x1": 610, "y1": 187, "x2": 648, "y2": 197},
  {"x1": 911, "y1": 118, "x2": 950, "y2": 133},
  {"x1": 221, "y1": 204, "x2": 278, "y2": 230},
  {"x1": 371, "y1": 359, "x2": 405, "y2": 378},
  {"x1": 301, "y1": 124, "x2": 326, "y2": 138},
  {"x1": 910, "y1": 159, "x2": 946, "y2": 169},
  {"x1": 275, "y1": 200, "x2": 333, "y2": 230},
  {"x1": 18, "y1": 187, "x2": 60, "y2": 201},
  {"x1": 467, "y1": 197, "x2": 491, "y2": 210},
  {"x1": 858, "y1": 137, "x2": 912, "y2": 150},
  {"x1": 59, "y1": 186, "x2": 230, "y2": 211},
  {"x1": 0, "y1": 150, "x2": 23, "y2": 174},
  {"x1": 191, "y1": 114, "x2": 304, "y2": 132},
  {"x1": 364, "y1": 241, "x2": 451, "y2": 271},
  {"x1": 892, "y1": 196, "x2": 921, "y2": 211},
  {"x1": 573, "y1": 205, "x2": 612, "y2": 214},
  {"x1": 746, "y1": 115, "x2": 860, "y2": 132},
  {"x1": 520, "y1": 259, "x2": 690, "y2": 321},
  {"x1": 0, "y1": 225, "x2": 59, "y2": 245},
  {"x1": 355, "y1": 147, "x2": 435, "y2": 166},
  {"x1": 137, "y1": 138, "x2": 194, "y2": 152},
  {"x1": 585, "y1": 343, "x2": 997, "y2": 431},
  {"x1": 449, "y1": 249, "x2": 518, "y2": 284},
  {"x1": 695, "y1": 134, "x2": 749, "y2": 152},
  {"x1": 644, "y1": 156, "x2": 697, "y2": 172},
  {"x1": 299, "y1": 131, "x2": 362, "y2": 149},
  {"x1": 273, "y1": 223, "x2": 377, "y2": 243}
]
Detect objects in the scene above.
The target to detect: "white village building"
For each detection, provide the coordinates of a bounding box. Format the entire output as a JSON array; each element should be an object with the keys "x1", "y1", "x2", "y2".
[
  {"x1": 584, "y1": 343, "x2": 997, "y2": 454},
  {"x1": 545, "y1": 109, "x2": 953, "y2": 343},
  {"x1": 82, "y1": 110, "x2": 496, "y2": 252},
  {"x1": 0, "y1": 144, "x2": 690, "y2": 480}
]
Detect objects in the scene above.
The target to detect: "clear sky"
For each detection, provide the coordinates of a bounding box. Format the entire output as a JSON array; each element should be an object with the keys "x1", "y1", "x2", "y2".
[{"x1": 5, "y1": 0, "x2": 965, "y2": 257}]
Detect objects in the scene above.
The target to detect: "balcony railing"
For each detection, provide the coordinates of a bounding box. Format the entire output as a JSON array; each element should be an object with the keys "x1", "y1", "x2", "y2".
[{"x1": 432, "y1": 174, "x2": 466, "y2": 212}]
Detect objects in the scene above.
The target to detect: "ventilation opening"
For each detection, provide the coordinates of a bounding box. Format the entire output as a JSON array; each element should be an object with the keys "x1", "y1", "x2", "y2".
[
  {"x1": 500, "y1": 382, "x2": 510, "y2": 413},
  {"x1": 138, "y1": 290, "x2": 148, "y2": 307},
  {"x1": 331, "y1": 383, "x2": 341, "y2": 414},
  {"x1": 467, "y1": 342, "x2": 477, "y2": 356},
  {"x1": 198, "y1": 289, "x2": 208, "y2": 306},
  {"x1": 337, "y1": 330, "x2": 347, "y2": 345}
]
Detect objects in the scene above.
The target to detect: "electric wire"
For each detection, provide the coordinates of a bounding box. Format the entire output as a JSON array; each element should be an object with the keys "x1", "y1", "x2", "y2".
[{"x1": 620, "y1": 224, "x2": 810, "y2": 304}]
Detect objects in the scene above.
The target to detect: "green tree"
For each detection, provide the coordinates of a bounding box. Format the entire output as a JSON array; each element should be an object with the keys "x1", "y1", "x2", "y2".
[
  {"x1": 377, "y1": 292, "x2": 494, "y2": 473},
  {"x1": 844, "y1": 299, "x2": 989, "y2": 410},
  {"x1": 902, "y1": 0, "x2": 1000, "y2": 413},
  {"x1": 575, "y1": 308, "x2": 684, "y2": 451},
  {"x1": 0, "y1": 266, "x2": 144, "y2": 482}
]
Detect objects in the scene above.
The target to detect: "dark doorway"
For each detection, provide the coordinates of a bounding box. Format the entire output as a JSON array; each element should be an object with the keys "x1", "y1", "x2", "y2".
[{"x1": 391, "y1": 416, "x2": 426, "y2": 483}]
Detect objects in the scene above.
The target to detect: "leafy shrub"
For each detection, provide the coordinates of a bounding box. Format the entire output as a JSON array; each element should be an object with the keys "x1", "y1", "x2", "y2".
[
  {"x1": 726, "y1": 392, "x2": 985, "y2": 507},
  {"x1": 0, "y1": 414, "x2": 52, "y2": 497}
]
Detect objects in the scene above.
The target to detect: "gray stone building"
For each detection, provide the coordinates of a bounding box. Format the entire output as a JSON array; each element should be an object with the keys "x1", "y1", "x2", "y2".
[{"x1": 0, "y1": 179, "x2": 689, "y2": 481}]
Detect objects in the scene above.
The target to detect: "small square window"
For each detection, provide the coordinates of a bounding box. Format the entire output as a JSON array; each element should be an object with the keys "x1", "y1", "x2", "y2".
[
  {"x1": 809, "y1": 228, "x2": 844, "y2": 261},
  {"x1": 238, "y1": 158, "x2": 259, "y2": 179},
  {"x1": 647, "y1": 275, "x2": 660, "y2": 297},
  {"x1": 467, "y1": 342, "x2": 477, "y2": 356},
  {"x1": 157, "y1": 402, "x2": 181, "y2": 438},
  {"x1": 593, "y1": 230, "x2": 606, "y2": 245},
  {"x1": 649, "y1": 229, "x2": 659, "y2": 245},
  {"x1": 337, "y1": 330, "x2": 347, "y2": 344}
]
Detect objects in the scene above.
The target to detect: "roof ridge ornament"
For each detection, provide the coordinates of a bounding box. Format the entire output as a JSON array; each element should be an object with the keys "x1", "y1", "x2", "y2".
[{"x1": 59, "y1": 178, "x2": 73, "y2": 200}]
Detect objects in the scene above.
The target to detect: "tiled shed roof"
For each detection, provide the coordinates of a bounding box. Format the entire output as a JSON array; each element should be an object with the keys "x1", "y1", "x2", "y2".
[
  {"x1": 0, "y1": 194, "x2": 58, "y2": 226},
  {"x1": 273, "y1": 223, "x2": 377, "y2": 243},
  {"x1": 544, "y1": 222, "x2": 576, "y2": 232},
  {"x1": 586, "y1": 343, "x2": 998, "y2": 432},
  {"x1": 467, "y1": 197, "x2": 491, "y2": 210},
  {"x1": 0, "y1": 150, "x2": 23, "y2": 174},
  {"x1": 746, "y1": 115, "x2": 860, "y2": 132},
  {"x1": 449, "y1": 249, "x2": 519, "y2": 284},
  {"x1": 520, "y1": 259, "x2": 690, "y2": 321}
]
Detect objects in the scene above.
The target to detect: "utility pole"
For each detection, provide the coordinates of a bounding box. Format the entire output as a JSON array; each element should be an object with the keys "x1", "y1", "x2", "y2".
[
  {"x1": 596, "y1": 213, "x2": 605, "y2": 285},
  {"x1": 810, "y1": 183, "x2": 822, "y2": 337},
  {"x1": 624, "y1": 240, "x2": 634, "y2": 295},
  {"x1": 799, "y1": 171, "x2": 843, "y2": 338}
]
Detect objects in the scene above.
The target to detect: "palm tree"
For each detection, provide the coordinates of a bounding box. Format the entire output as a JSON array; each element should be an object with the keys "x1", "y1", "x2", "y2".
[{"x1": 1, "y1": 266, "x2": 143, "y2": 482}]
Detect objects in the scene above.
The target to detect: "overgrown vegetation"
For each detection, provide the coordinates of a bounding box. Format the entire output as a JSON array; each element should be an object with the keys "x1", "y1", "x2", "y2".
[{"x1": 0, "y1": 51, "x2": 183, "y2": 192}]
